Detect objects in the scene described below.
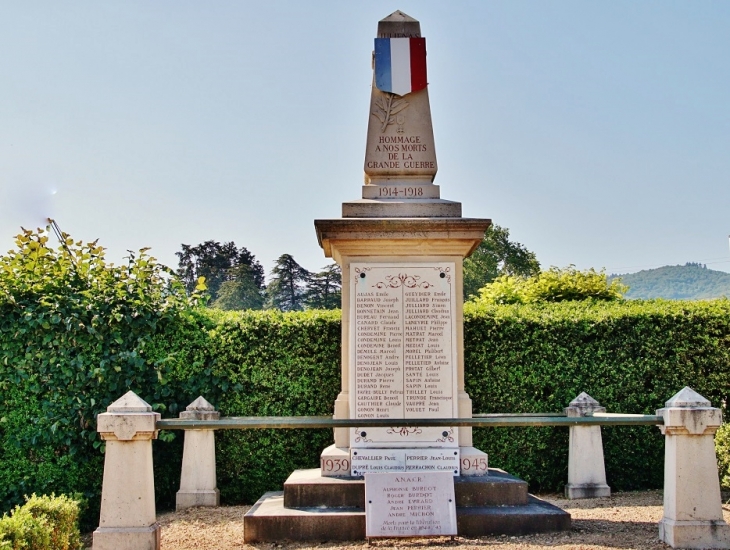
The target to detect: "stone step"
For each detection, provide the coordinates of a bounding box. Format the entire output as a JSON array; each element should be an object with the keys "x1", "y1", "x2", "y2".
[
  {"x1": 283, "y1": 468, "x2": 528, "y2": 509},
  {"x1": 244, "y1": 491, "x2": 570, "y2": 543}
]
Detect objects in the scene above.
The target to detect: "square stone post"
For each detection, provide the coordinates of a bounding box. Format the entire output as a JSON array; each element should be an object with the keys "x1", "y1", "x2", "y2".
[
  {"x1": 176, "y1": 396, "x2": 220, "y2": 510},
  {"x1": 564, "y1": 392, "x2": 610, "y2": 498},
  {"x1": 93, "y1": 391, "x2": 161, "y2": 550},
  {"x1": 658, "y1": 387, "x2": 730, "y2": 549}
]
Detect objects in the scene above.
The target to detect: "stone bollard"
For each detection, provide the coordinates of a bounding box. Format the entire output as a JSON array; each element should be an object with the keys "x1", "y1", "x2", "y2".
[
  {"x1": 93, "y1": 391, "x2": 161, "y2": 550},
  {"x1": 658, "y1": 387, "x2": 730, "y2": 549},
  {"x1": 176, "y1": 396, "x2": 220, "y2": 510},
  {"x1": 564, "y1": 392, "x2": 611, "y2": 499}
]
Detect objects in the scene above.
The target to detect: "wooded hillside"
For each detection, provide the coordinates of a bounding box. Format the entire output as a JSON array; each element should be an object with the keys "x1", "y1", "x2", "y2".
[{"x1": 610, "y1": 263, "x2": 730, "y2": 300}]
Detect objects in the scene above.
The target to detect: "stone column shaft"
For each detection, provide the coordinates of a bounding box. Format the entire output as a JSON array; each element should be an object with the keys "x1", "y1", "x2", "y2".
[
  {"x1": 565, "y1": 392, "x2": 610, "y2": 499},
  {"x1": 93, "y1": 391, "x2": 161, "y2": 550},
  {"x1": 657, "y1": 387, "x2": 730, "y2": 549},
  {"x1": 177, "y1": 396, "x2": 220, "y2": 510}
]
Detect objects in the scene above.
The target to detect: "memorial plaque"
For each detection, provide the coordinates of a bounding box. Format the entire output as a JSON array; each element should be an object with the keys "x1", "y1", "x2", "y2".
[
  {"x1": 350, "y1": 262, "x2": 458, "y2": 449},
  {"x1": 365, "y1": 472, "x2": 457, "y2": 538},
  {"x1": 352, "y1": 448, "x2": 460, "y2": 476}
]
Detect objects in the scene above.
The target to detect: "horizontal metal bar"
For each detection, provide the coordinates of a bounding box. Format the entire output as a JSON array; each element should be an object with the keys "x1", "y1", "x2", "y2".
[
  {"x1": 473, "y1": 412, "x2": 566, "y2": 418},
  {"x1": 156, "y1": 414, "x2": 664, "y2": 431}
]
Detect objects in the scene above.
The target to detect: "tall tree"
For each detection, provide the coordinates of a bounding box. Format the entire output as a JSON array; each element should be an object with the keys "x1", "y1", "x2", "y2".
[
  {"x1": 266, "y1": 254, "x2": 311, "y2": 311},
  {"x1": 463, "y1": 224, "x2": 540, "y2": 300},
  {"x1": 211, "y1": 264, "x2": 265, "y2": 310},
  {"x1": 305, "y1": 263, "x2": 342, "y2": 310},
  {"x1": 176, "y1": 240, "x2": 264, "y2": 301}
]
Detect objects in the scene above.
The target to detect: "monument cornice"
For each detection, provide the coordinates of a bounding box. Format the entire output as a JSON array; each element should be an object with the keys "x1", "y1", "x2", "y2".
[{"x1": 314, "y1": 217, "x2": 491, "y2": 258}]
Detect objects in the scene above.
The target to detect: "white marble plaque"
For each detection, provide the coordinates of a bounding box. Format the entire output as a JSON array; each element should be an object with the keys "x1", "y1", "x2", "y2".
[
  {"x1": 352, "y1": 449, "x2": 406, "y2": 474},
  {"x1": 365, "y1": 472, "x2": 457, "y2": 538},
  {"x1": 350, "y1": 262, "x2": 458, "y2": 448},
  {"x1": 352, "y1": 448, "x2": 460, "y2": 476}
]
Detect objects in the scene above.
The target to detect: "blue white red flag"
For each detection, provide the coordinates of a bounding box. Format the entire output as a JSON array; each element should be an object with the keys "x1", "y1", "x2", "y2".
[{"x1": 374, "y1": 37, "x2": 427, "y2": 96}]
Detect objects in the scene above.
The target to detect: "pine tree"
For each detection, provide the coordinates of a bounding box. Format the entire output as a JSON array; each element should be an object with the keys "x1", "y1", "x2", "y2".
[
  {"x1": 266, "y1": 254, "x2": 311, "y2": 311},
  {"x1": 212, "y1": 264, "x2": 265, "y2": 310},
  {"x1": 305, "y1": 263, "x2": 342, "y2": 309}
]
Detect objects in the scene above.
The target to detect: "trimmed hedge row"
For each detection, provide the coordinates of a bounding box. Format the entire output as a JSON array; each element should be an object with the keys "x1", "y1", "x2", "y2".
[
  {"x1": 3, "y1": 298, "x2": 730, "y2": 526},
  {"x1": 465, "y1": 299, "x2": 730, "y2": 490}
]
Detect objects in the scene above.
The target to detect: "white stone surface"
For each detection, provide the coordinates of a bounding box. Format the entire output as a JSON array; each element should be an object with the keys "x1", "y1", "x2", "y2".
[
  {"x1": 352, "y1": 449, "x2": 406, "y2": 474},
  {"x1": 320, "y1": 444, "x2": 351, "y2": 477},
  {"x1": 351, "y1": 448, "x2": 459, "y2": 476},
  {"x1": 657, "y1": 387, "x2": 730, "y2": 548},
  {"x1": 362, "y1": 184, "x2": 440, "y2": 200},
  {"x1": 176, "y1": 397, "x2": 220, "y2": 510},
  {"x1": 364, "y1": 87, "x2": 437, "y2": 186},
  {"x1": 565, "y1": 393, "x2": 610, "y2": 499},
  {"x1": 93, "y1": 391, "x2": 161, "y2": 550},
  {"x1": 365, "y1": 472, "x2": 456, "y2": 537},
  {"x1": 459, "y1": 446, "x2": 489, "y2": 477},
  {"x1": 342, "y1": 198, "x2": 461, "y2": 218},
  {"x1": 349, "y1": 262, "x2": 458, "y2": 449}
]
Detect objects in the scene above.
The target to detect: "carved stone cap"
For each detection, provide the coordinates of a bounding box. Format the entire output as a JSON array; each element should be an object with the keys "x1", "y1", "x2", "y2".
[
  {"x1": 378, "y1": 10, "x2": 421, "y2": 38},
  {"x1": 107, "y1": 390, "x2": 152, "y2": 413},
  {"x1": 664, "y1": 386, "x2": 711, "y2": 408},
  {"x1": 565, "y1": 392, "x2": 605, "y2": 417},
  {"x1": 180, "y1": 396, "x2": 220, "y2": 420},
  {"x1": 98, "y1": 391, "x2": 159, "y2": 441},
  {"x1": 656, "y1": 387, "x2": 721, "y2": 435}
]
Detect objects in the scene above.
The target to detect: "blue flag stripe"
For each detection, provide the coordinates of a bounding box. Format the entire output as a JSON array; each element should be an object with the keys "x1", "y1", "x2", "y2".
[{"x1": 374, "y1": 38, "x2": 392, "y2": 93}]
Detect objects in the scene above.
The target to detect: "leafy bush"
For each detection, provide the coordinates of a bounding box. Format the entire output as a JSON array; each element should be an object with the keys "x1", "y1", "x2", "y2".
[
  {"x1": 475, "y1": 266, "x2": 627, "y2": 305},
  {"x1": 716, "y1": 423, "x2": 730, "y2": 491},
  {"x1": 0, "y1": 227, "x2": 200, "y2": 526},
  {"x1": 0, "y1": 494, "x2": 81, "y2": 550},
  {"x1": 0, "y1": 508, "x2": 50, "y2": 550}
]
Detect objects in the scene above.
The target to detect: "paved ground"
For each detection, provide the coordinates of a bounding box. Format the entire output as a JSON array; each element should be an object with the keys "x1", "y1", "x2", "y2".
[{"x1": 142, "y1": 490, "x2": 729, "y2": 550}]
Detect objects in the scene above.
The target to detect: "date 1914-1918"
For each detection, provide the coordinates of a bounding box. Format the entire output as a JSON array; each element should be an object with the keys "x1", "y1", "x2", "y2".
[{"x1": 378, "y1": 187, "x2": 425, "y2": 198}]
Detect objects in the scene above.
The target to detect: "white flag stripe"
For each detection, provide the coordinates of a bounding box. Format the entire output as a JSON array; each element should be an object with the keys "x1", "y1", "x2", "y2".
[{"x1": 390, "y1": 38, "x2": 412, "y2": 96}]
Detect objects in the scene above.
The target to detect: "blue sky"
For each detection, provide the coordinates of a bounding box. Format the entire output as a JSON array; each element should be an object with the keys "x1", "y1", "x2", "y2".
[{"x1": 1, "y1": 1, "x2": 729, "y2": 277}]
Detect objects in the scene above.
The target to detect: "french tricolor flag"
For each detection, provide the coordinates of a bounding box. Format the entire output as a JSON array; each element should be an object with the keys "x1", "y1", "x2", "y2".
[{"x1": 374, "y1": 37, "x2": 427, "y2": 97}]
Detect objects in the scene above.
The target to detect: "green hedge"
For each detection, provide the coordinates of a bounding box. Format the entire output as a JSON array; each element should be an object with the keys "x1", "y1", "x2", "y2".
[
  {"x1": 465, "y1": 299, "x2": 730, "y2": 490},
  {"x1": 0, "y1": 494, "x2": 82, "y2": 550},
  {"x1": 3, "y1": 266, "x2": 730, "y2": 525}
]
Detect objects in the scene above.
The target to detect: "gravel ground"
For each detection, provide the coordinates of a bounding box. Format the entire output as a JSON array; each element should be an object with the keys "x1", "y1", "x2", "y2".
[{"x1": 130, "y1": 490, "x2": 730, "y2": 550}]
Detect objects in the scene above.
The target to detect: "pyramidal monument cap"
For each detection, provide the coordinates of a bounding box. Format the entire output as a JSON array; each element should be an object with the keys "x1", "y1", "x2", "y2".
[{"x1": 341, "y1": 10, "x2": 462, "y2": 218}]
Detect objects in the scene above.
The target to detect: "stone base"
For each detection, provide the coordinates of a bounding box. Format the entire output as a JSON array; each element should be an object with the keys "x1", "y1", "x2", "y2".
[
  {"x1": 243, "y1": 468, "x2": 570, "y2": 542},
  {"x1": 564, "y1": 483, "x2": 611, "y2": 499},
  {"x1": 341, "y1": 198, "x2": 462, "y2": 218},
  {"x1": 92, "y1": 524, "x2": 161, "y2": 550},
  {"x1": 176, "y1": 489, "x2": 220, "y2": 510},
  {"x1": 659, "y1": 518, "x2": 730, "y2": 549}
]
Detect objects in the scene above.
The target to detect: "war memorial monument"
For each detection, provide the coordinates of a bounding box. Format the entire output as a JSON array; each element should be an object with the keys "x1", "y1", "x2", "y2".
[{"x1": 243, "y1": 11, "x2": 570, "y2": 541}]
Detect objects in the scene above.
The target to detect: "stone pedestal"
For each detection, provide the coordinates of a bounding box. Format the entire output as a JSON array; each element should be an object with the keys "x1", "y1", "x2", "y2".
[
  {"x1": 564, "y1": 392, "x2": 611, "y2": 499},
  {"x1": 176, "y1": 396, "x2": 220, "y2": 510},
  {"x1": 657, "y1": 387, "x2": 730, "y2": 549},
  {"x1": 315, "y1": 218, "x2": 490, "y2": 475},
  {"x1": 243, "y1": 468, "x2": 570, "y2": 542},
  {"x1": 93, "y1": 391, "x2": 161, "y2": 550},
  {"x1": 243, "y1": 10, "x2": 566, "y2": 541}
]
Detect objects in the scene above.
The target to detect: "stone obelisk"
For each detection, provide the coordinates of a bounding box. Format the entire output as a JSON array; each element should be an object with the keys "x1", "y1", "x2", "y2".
[
  {"x1": 316, "y1": 10, "x2": 491, "y2": 477},
  {"x1": 244, "y1": 13, "x2": 572, "y2": 541}
]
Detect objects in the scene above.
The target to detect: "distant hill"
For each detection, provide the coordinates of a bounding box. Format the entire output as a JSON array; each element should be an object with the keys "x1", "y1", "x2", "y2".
[{"x1": 609, "y1": 263, "x2": 730, "y2": 300}]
